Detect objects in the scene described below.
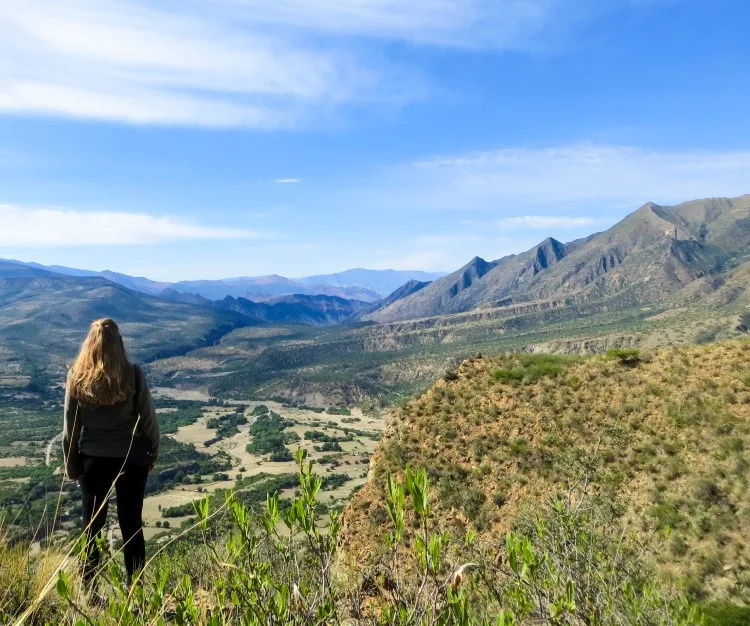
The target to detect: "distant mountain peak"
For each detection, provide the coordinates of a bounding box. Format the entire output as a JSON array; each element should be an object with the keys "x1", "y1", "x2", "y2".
[
  {"x1": 529, "y1": 238, "x2": 567, "y2": 274},
  {"x1": 462, "y1": 256, "x2": 494, "y2": 272},
  {"x1": 377, "y1": 279, "x2": 432, "y2": 309}
]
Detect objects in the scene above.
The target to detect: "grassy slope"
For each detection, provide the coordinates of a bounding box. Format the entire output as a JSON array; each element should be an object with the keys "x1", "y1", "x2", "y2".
[{"x1": 340, "y1": 340, "x2": 750, "y2": 603}]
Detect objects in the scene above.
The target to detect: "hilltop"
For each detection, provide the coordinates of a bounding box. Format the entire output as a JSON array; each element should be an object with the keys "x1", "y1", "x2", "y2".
[{"x1": 341, "y1": 340, "x2": 750, "y2": 603}]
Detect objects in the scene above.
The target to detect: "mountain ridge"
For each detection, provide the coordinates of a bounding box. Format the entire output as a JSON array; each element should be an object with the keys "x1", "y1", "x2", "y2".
[
  {"x1": 216, "y1": 293, "x2": 372, "y2": 326},
  {"x1": 368, "y1": 195, "x2": 750, "y2": 323},
  {"x1": 0, "y1": 272, "x2": 253, "y2": 375},
  {"x1": 2, "y1": 260, "x2": 442, "y2": 302}
]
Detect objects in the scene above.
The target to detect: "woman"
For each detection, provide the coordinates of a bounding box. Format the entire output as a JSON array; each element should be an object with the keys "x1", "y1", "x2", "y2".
[{"x1": 63, "y1": 318, "x2": 160, "y2": 586}]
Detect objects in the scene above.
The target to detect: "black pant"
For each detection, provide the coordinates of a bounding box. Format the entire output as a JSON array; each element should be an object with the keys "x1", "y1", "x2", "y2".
[{"x1": 79, "y1": 455, "x2": 149, "y2": 584}]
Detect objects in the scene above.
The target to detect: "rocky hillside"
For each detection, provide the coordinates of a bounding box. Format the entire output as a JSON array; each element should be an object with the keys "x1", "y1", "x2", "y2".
[
  {"x1": 368, "y1": 195, "x2": 750, "y2": 323},
  {"x1": 341, "y1": 340, "x2": 750, "y2": 603},
  {"x1": 0, "y1": 265, "x2": 251, "y2": 375},
  {"x1": 217, "y1": 293, "x2": 372, "y2": 326}
]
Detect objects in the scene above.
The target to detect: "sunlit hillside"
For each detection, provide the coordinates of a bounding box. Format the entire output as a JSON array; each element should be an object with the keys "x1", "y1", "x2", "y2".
[{"x1": 342, "y1": 340, "x2": 750, "y2": 604}]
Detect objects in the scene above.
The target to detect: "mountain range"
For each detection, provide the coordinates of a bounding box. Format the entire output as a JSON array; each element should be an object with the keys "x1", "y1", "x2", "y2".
[
  {"x1": 367, "y1": 195, "x2": 750, "y2": 323},
  {"x1": 1, "y1": 194, "x2": 747, "y2": 395},
  {"x1": 6, "y1": 261, "x2": 444, "y2": 303},
  {"x1": 12, "y1": 194, "x2": 747, "y2": 330},
  {"x1": 0, "y1": 261, "x2": 251, "y2": 373}
]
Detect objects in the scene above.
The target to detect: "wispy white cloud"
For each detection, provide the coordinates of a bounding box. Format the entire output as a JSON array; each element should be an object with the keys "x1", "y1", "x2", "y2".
[
  {"x1": 218, "y1": 0, "x2": 561, "y2": 49},
  {"x1": 0, "y1": 204, "x2": 267, "y2": 247},
  {"x1": 0, "y1": 1, "x2": 640, "y2": 127},
  {"x1": 496, "y1": 215, "x2": 598, "y2": 228},
  {"x1": 274, "y1": 178, "x2": 301, "y2": 184},
  {"x1": 0, "y1": 0, "x2": 404, "y2": 128},
  {"x1": 399, "y1": 143, "x2": 750, "y2": 209}
]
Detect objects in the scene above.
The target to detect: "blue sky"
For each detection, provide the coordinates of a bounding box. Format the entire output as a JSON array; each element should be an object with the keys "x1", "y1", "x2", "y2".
[{"x1": 1, "y1": 0, "x2": 749, "y2": 281}]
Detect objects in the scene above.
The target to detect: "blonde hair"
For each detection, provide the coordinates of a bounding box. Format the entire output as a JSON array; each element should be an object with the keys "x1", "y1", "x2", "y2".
[{"x1": 68, "y1": 318, "x2": 134, "y2": 405}]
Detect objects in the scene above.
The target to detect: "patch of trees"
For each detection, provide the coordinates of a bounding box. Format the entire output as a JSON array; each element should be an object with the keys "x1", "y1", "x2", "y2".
[
  {"x1": 246, "y1": 411, "x2": 295, "y2": 458},
  {"x1": 146, "y1": 438, "x2": 230, "y2": 495},
  {"x1": 206, "y1": 411, "x2": 248, "y2": 439},
  {"x1": 156, "y1": 405, "x2": 203, "y2": 434},
  {"x1": 321, "y1": 473, "x2": 349, "y2": 490},
  {"x1": 161, "y1": 472, "x2": 299, "y2": 518},
  {"x1": 304, "y1": 430, "x2": 353, "y2": 443},
  {"x1": 326, "y1": 407, "x2": 351, "y2": 416}
]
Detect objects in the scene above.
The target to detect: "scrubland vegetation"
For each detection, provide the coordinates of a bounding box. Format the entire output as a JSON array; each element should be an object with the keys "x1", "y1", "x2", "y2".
[
  {"x1": 0, "y1": 453, "x2": 715, "y2": 625},
  {"x1": 343, "y1": 341, "x2": 750, "y2": 615},
  {"x1": 2, "y1": 340, "x2": 749, "y2": 624}
]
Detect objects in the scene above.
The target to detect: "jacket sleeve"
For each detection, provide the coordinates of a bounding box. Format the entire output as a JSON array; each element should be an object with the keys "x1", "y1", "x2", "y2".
[
  {"x1": 135, "y1": 365, "x2": 160, "y2": 464},
  {"x1": 62, "y1": 378, "x2": 82, "y2": 480}
]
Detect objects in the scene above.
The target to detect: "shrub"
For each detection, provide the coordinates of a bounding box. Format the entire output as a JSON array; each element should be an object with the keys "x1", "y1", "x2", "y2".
[
  {"x1": 492, "y1": 490, "x2": 508, "y2": 508},
  {"x1": 508, "y1": 437, "x2": 529, "y2": 456},
  {"x1": 524, "y1": 362, "x2": 563, "y2": 381},
  {"x1": 269, "y1": 449, "x2": 294, "y2": 462},
  {"x1": 566, "y1": 375, "x2": 581, "y2": 389},
  {"x1": 694, "y1": 479, "x2": 726, "y2": 508},
  {"x1": 606, "y1": 348, "x2": 641, "y2": 366},
  {"x1": 492, "y1": 368, "x2": 524, "y2": 383},
  {"x1": 703, "y1": 602, "x2": 750, "y2": 626},
  {"x1": 443, "y1": 369, "x2": 459, "y2": 382},
  {"x1": 3, "y1": 457, "x2": 704, "y2": 625},
  {"x1": 670, "y1": 533, "x2": 689, "y2": 557},
  {"x1": 326, "y1": 407, "x2": 351, "y2": 416},
  {"x1": 316, "y1": 441, "x2": 343, "y2": 452},
  {"x1": 649, "y1": 502, "x2": 684, "y2": 529}
]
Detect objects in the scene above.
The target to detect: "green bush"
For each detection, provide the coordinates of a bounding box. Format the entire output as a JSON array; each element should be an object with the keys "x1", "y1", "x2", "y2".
[
  {"x1": 508, "y1": 437, "x2": 529, "y2": 456},
  {"x1": 269, "y1": 449, "x2": 294, "y2": 462},
  {"x1": 606, "y1": 348, "x2": 641, "y2": 366},
  {"x1": 703, "y1": 602, "x2": 750, "y2": 626},
  {"x1": 3, "y1": 457, "x2": 703, "y2": 625},
  {"x1": 326, "y1": 407, "x2": 351, "y2": 416},
  {"x1": 443, "y1": 369, "x2": 459, "y2": 382},
  {"x1": 492, "y1": 368, "x2": 524, "y2": 383},
  {"x1": 566, "y1": 375, "x2": 581, "y2": 389},
  {"x1": 316, "y1": 441, "x2": 343, "y2": 452},
  {"x1": 649, "y1": 502, "x2": 684, "y2": 529}
]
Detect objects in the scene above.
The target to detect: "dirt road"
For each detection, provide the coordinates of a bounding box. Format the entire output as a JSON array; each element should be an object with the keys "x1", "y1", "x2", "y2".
[{"x1": 46, "y1": 432, "x2": 62, "y2": 466}]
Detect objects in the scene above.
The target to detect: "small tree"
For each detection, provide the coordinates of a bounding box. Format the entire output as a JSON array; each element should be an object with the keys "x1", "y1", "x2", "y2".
[{"x1": 606, "y1": 348, "x2": 641, "y2": 366}]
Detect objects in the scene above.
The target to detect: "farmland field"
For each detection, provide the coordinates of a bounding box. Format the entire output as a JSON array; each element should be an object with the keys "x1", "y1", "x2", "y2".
[{"x1": 0, "y1": 382, "x2": 384, "y2": 547}]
